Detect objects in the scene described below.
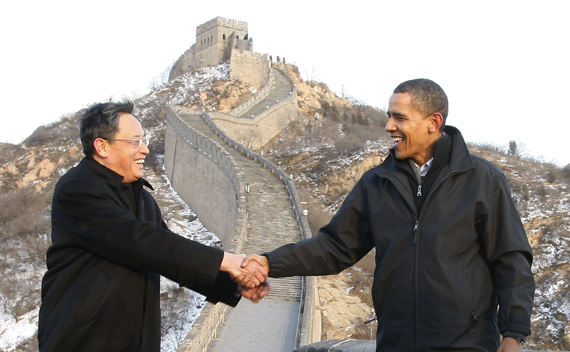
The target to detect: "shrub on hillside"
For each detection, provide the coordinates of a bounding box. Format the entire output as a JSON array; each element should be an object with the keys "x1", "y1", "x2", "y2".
[{"x1": 562, "y1": 164, "x2": 570, "y2": 183}]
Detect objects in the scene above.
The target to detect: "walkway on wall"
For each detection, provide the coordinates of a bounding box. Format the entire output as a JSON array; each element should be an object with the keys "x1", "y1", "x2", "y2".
[
  {"x1": 237, "y1": 67, "x2": 294, "y2": 119},
  {"x1": 176, "y1": 109, "x2": 305, "y2": 352}
]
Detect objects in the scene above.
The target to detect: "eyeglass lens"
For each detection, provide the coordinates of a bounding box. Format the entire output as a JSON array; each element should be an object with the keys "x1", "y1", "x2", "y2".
[{"x1": 136, "y1": 136, "x2": 150, "y2": 148}]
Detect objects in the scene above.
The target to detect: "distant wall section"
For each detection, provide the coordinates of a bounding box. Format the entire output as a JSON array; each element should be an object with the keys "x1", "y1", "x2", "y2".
[
  {"x1": 209, "y1": 96, "x2": 296, "y2": 149},
  {"x1": 211, "y1": 67, "x2": 297, "y2": 149}
]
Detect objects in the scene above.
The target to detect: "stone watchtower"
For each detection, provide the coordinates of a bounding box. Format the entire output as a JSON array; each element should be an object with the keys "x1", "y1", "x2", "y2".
[
  {"x1": 169, "y1": 17, "x2": 257, "y2": 81},
  {"x1": 196, "y1": 17, "x2": 251, "y2": 67}
]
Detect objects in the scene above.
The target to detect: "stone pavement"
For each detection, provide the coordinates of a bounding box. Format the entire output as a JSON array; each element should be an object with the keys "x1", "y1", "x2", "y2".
[{"x1": 239, "y1": 67, "x2": 294, "y2": 119}]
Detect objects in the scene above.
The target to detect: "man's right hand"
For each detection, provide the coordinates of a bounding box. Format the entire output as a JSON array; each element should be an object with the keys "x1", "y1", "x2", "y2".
[
  {"x1": 221, "y1": 253, "x2": 268, "y2": 288},
  {"x1": 241, "y1": 254, "x2": 269, "y2": 275}
]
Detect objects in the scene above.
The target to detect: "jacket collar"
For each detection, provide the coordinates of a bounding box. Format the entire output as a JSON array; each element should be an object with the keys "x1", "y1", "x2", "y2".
[
  {"x1": 376, "y1": 125, "x2": 474, "y2": 177},
  {"x1": 440, "y1": 125, "x2": 474, "y2": 174},
  {"x1": 81, "y1": 157, "x2": 154, "y2": 191}
]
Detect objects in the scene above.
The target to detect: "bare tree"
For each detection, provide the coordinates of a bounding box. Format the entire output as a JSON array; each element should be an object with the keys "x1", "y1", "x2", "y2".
[{"x1": 305, "y1": 66, "x2": 318, "y2": 83}]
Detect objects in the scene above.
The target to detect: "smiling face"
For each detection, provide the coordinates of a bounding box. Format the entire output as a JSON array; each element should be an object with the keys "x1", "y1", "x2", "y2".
[
  {"x1": 96, "y1": 113, "x2": 149, "y2": 183},
  {"x1": 385, "y1": 93, "x2": 443, "y2": 165}
]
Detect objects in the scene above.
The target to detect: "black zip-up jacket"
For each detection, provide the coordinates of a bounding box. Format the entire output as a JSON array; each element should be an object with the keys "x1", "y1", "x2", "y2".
[
  {"x1": 266, "y1": 126, "x2": 535, "y2": 351},
  {"x1": 39, "y1": 157, "x2": 240, "y2": 352}
]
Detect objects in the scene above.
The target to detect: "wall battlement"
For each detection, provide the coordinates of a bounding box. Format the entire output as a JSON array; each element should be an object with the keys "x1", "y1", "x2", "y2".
[
  {"x1": 197, "y1": 16, "x2": 247, "y2": 35},
  {"x1": 231, "y1": 49, "x2": 267, "y2": 61}
]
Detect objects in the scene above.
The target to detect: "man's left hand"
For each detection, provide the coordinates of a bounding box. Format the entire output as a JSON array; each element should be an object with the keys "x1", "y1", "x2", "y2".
[
  {"x1": 497, "y1": 337, "x2": 521, "y2": 352},
  {"x1": 239, "y1": 281, "x2": 272, "y2": 303}
]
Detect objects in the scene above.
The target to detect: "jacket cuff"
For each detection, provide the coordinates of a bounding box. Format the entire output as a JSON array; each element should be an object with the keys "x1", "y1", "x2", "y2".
[
  {"x1": 503, "y1": 331, "x2": 526, "y2": 343},
  {"x1": 204, "y1": 271, "x2": 241, "y2": 307}
]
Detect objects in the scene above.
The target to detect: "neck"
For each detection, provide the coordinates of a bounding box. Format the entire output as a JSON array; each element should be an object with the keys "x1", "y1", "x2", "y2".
[{"x1": 416, "y1": 132, "x2": 443, "y2": 165}]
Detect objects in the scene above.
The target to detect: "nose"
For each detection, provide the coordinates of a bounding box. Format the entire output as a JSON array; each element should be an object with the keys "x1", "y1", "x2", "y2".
[
  {"x1": 140, "y1": 142, "x2": 150, "y2": 155},
  {"x1": 385, "y1": 117, "x2": 396, "y2": 132}
]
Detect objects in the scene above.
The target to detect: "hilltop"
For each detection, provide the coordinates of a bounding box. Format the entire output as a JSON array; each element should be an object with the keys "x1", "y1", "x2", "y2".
[{"x1": 0, "y1": 63, "x2": 569, "y2": 351}]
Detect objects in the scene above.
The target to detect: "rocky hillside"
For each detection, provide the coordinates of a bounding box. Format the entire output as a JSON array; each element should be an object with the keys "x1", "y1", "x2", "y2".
[{"x1": 1, "y1": 63, "x2": 569, "y2": 351}]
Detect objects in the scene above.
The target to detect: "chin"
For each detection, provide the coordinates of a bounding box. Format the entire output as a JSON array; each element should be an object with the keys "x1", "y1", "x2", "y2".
[{"x1": 394, "y1": 152, "x2": 406, "y2": 160}]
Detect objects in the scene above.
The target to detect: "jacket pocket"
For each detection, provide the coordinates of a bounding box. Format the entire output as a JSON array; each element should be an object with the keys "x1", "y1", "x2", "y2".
[
  {"x1": 463, "y1": 270, "x2": 476, "y2": 313},
  {"x1": 73, "y1": 270, "x2": 111, "y2": 325},
  {"x1": 463, "y1": 262, "x2": 493, "y2": 333},
  {"x1": 462, "y1": 269, "x2": 480, "y2": 333}
]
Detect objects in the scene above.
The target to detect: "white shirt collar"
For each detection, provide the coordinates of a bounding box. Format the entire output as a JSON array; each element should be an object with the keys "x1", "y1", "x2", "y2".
[{"x1": 416, "y1": 158, "x2": 434, "y2": 177}]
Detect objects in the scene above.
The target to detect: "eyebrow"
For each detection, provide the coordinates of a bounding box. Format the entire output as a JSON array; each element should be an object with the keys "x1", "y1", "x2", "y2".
[
  {"x1": 118, "y1": 133, "x2": 145, "y2": 138},
  {"x1": 387, "y1": 111, "x2": 406, "y2": 118}
]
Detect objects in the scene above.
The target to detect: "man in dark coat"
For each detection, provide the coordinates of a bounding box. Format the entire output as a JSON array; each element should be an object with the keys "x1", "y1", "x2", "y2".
[
  {"x1": 38, "y1": 100, "x2": 269, "y2": 352},
  {"x1": 243, "y1": 79, "x2": 535, "y2": 351}
]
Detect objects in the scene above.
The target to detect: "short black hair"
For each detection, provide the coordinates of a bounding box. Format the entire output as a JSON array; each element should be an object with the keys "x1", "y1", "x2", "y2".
[
  {"x1": 393, "y1": 79, "x2": 448, "y2": 127},
  {"x1": 80, "y1": 100, "x2": 134, "y2": 157}
]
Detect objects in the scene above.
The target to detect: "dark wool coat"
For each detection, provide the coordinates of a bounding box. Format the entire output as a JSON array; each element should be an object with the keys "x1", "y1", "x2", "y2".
[
  {"x1": 266, "y1": 126, "x2": 535, "y2": 351},
  {"x1": 38, "y1": 157, "x2": 239, "y2": 352}
]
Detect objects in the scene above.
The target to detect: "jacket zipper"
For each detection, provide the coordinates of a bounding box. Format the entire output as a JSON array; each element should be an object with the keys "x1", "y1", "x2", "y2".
[
  {"x1": 413, "y1": 220, "x2": 419, "y2": 244},
  {"x1": 469, "y1": 311, "x2": 479, "y2": 332},
  {"x1": 384, "y1": 166, "x2": 468, "y2": 349},
  {"x1": 411, "y1": 172, "x2": 460, "y2": 350},
  {"x1": 413, "y1": 218, "x2": 420, "y2": 350}
]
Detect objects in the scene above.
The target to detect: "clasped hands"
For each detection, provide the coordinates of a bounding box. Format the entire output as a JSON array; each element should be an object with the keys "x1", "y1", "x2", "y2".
[{"x1": 221, "y1": 253, "x2": 270, "y2": 303}]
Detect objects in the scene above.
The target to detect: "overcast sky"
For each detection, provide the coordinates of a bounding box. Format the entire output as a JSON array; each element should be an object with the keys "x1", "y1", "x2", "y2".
[{"x1": 1, "y1": 0, "x2": 569, "y2": 166}]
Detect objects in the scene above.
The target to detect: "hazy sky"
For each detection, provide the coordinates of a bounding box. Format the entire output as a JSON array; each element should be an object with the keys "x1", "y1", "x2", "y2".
[{"x1": 1, "y1": 0, "x2": 569, "y2": 166}]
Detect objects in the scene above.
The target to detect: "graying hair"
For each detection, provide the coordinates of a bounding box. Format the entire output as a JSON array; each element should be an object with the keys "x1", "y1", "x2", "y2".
[{"x1": 80, "y1": 100, "x2": 135, "y2": 157}]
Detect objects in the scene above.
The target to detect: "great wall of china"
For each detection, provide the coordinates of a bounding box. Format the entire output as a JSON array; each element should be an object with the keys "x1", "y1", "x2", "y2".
[{"x1": 165, "y1": 65, "x2": 317, "y2": 350}]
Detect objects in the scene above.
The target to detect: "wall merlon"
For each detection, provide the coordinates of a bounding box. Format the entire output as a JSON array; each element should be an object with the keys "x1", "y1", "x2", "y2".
[
  {"x1": 197, "y1": 17, "x2": 247, "y2": 34},
  {"x1": 231, "y1": 50, "x2": 268, "y2": 61},
  {"x1": 219, "y1": 17, "x2": 247, "y2": 30}
]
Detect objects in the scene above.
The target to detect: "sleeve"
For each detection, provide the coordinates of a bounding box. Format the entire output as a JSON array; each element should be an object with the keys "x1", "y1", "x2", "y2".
[
  {"x1": 55, "y1": 178, "x2": 235, "y2": 303},
  {"x1": 203, "y1": 271, "x2": 241, "y2": 307},
  {"x1": 266, "y1": 177, "x2": 375, "y2": 278},
  {"x1": 479, "y1": 172, "x2": 535, "y2": 336}
]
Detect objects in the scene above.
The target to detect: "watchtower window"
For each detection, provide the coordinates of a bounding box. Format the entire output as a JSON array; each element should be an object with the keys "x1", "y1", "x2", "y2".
[{"x1": 223, "y1": 34, "x2": 226, "y2": 40}]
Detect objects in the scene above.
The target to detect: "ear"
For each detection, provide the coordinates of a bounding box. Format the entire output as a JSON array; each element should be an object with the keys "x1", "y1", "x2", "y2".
[
  {"x1": 428, "y1": 113, "x2": 444, "y2": 133},
  {"x1": 93, "y1": 138, "x2": 110, "y2": 159}
]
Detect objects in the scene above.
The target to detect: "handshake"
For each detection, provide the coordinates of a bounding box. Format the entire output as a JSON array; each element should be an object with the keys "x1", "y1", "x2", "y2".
[{"x1": 221, "y1": 253, "x2": 271, "y2": 303}]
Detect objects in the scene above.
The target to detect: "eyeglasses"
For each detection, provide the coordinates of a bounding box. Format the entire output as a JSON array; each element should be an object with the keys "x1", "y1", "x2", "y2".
[{"x1": 103, "y1": 135, "x2": 150, "y2": 148}]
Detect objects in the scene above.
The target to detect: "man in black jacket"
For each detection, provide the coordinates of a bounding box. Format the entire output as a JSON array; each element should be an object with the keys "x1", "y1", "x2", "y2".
[
  {"x1": 38, "y1": 100, "x2": 269, "y2": 352},
  {"x1": 243, "y1": 79, "x2": 535, "y2": 351}
]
